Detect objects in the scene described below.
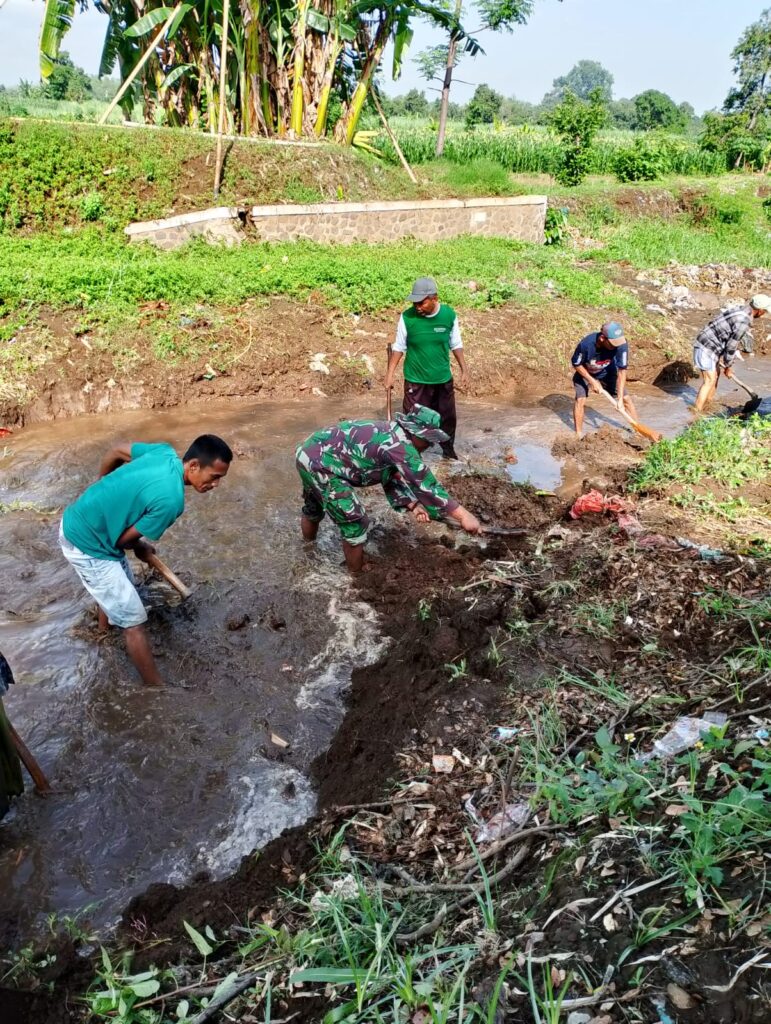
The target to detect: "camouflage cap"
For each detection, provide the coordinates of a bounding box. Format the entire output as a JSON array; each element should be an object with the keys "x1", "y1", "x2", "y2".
[{"x1": 395, "y1": 404, "x2": 449, "y2": 445}]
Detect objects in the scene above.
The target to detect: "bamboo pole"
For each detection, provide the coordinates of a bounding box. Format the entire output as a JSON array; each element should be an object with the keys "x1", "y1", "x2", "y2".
[
  {"x1": 213, "y1": 0, "x2": 231, "y2": 198},
  {"x1": 99, "y1": 3, "x2": 183, "y2": 126},
  {"x1": 370, "y1": 90, "x2": 417, "y2": 184}
]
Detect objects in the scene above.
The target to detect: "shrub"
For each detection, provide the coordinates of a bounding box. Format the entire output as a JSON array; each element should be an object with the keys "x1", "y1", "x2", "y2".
[
  {"x1": 547, "y1": 88, "x2": 608, "y2": 187},
  {"x1": 613, "y1": 139, "x2": 666, "y2": 182},
  {"x1": 763, "y1": 195, "x2": 771, "y2": 222},
  {"x1": 544, "y1": 206, "x2": 568, "y2": 245},
  {"x1": 80, "y1": 191, "x2": 105, "y2": 222}
]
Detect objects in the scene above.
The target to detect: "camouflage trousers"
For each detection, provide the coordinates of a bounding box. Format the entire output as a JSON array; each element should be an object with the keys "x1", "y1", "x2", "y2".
[{"x1": 296, "y1": 460, "x2": 370, "y2": 545}]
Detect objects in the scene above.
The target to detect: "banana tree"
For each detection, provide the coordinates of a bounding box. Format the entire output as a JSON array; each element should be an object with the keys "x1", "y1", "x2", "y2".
[
  {"x1": 38, "y1": 0, "x2": 477, "y2": 141},
  {"x1": 334, "y1": 0, "x2": 478, "y2": 143}
]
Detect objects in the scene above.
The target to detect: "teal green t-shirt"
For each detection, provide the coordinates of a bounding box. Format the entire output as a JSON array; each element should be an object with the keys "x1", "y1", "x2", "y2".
[
  {"x1": 62, "y1": 443, "x2": 185, "y2": 560},
  {"x1": 402, "y1": 304, "x2": 458, "y2": 385}
]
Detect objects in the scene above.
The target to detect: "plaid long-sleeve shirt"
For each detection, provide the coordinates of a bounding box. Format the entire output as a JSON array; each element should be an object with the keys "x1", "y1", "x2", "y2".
[{"x1": 695, "y1": 305, "x2": 754, "y2": 367}]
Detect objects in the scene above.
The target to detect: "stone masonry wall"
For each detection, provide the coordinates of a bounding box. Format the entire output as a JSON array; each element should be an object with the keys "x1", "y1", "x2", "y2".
[
  {"x1": 249, "y1": 197, "x2": 547, "y2": 245},
  {"x1": 125, "y1": 207, "x2": 245, "y2": 250},
  {"x1": 125, "y1": 196, "x2": 547, "y2": 249}
]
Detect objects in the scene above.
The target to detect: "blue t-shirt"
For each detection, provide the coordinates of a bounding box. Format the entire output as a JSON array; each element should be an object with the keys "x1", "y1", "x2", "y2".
[
  {"x1": 62, "y1": 443, "x2": 185, "y2": 560},
  {"x1": 571, "y1": 333, "x2": 628, "y2": 380}
]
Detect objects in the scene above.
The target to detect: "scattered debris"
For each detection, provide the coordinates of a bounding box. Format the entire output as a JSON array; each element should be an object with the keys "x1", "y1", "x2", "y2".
[
  {"x1": 431, "y1": 754, "x2": 455, "y2": 774},
  {"x1": 638, "y1": 713, "x2": 728, "y2": 762}
]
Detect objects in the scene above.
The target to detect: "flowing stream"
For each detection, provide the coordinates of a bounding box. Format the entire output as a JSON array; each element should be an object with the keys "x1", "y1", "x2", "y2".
[{"x1": 1, "y1": 364, "x2": 769, "y2": 939}]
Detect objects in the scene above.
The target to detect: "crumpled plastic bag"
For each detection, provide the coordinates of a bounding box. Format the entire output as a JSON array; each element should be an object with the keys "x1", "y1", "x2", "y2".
[
  {"x1": 569, "y1": 489, "x2": 628, "y2": 520},
  {"x1": 475, "y1": 802, "x2": 531, "y2": 844}
]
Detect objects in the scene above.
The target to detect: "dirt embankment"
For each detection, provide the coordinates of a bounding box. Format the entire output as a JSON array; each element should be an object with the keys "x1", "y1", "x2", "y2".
[
  {"x1": 6, "y1": 253, "x2": 770, "y2": 428},
  {"x1": 2, "y1": 296, "x2": 687, "y2": 428}
]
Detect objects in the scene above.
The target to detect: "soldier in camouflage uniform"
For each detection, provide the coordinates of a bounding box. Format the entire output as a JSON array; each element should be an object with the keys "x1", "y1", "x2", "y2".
[{"x1": 296, "y1": 405, "x2": 482, "y2": 572}]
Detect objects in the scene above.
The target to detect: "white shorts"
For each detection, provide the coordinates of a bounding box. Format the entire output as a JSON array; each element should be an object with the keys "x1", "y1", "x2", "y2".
[
  {"x1": 59, "y1": 522, "x2": 147, "y2": 628},
  {"x1": 693, "y1": 346, "x2": 718, "y2": 373}
]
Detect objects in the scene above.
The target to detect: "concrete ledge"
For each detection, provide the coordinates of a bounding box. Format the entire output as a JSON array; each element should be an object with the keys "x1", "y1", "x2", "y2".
[
  {"x1": 125, "y1": 195, "x2": 547, "y2": 249},
  {"x1": 248, "y1": 194, "x2": 548, "y2": 245},
  {"x1": 249, "y1": 196, "x2": 547, "y2": 218},
  {"x1": 125, "y1": 207, "x2": 245, "y2": 250}
]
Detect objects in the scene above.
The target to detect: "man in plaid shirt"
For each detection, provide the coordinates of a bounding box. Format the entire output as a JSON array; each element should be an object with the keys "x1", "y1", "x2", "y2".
[{"x1": 693, "y1": 294, "x2": 770, "y2": 412}]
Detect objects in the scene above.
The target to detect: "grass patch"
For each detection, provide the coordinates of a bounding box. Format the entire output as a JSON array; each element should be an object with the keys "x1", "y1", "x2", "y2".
[
  {"x1": 630, "y1": 415, "x2": 771, "y2": 492},
  {"x1": 0, "y1": 231, "x2": 635, "y2": 319},
  {"x1": 419, "y1": 158, "x2": 525, "y2": 197}
]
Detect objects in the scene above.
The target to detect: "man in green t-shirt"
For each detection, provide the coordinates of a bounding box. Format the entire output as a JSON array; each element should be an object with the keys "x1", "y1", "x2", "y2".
[
  {"x1": 384, "y1": 276, "x2": 468, "y2": 460},
  {"x1": 59, "y1": 434, "x2": 232, "y2": 687}
]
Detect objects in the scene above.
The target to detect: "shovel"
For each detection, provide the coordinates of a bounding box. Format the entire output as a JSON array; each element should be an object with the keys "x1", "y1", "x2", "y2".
[
  {"x1": 729, "y1": 372, "x2": 762, "y2": 414},
  {"x1": 445, "y1": 521, "x2": 528, "y2": 538},
  {"x1": 597, "y1": 388, "x2": 662, "y2": 443},
  {"x1": 9, "y1": 719, "x2": 51, "y2": 794}
]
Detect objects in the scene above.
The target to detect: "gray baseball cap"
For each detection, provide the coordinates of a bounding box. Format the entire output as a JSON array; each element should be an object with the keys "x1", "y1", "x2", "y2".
[{"x1": 407, "y1": 277, "x2": 438, "y2": 303}]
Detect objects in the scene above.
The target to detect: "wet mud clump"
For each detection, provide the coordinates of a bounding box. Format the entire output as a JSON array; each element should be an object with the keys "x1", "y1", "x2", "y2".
[
  {"x1": 552, "y1": 423, "x2": 647, "y2": 490},
  {"x1": 446, "y1": 473, "x2": 566, "y2": 529}
]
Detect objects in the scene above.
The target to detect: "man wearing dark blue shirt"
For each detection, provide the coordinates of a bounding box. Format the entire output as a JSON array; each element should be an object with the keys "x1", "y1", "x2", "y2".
[{"x1": 570, "y1": 321, "x2": 639, "y2": 437}]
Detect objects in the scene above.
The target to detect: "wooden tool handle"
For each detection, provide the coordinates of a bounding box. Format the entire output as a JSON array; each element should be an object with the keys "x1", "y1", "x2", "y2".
[
  {"x1": 8, "y1": 720, "x2": 51, "y2": 794},
  {"x1": 386, "y1": 343, "x2": 393, "y2": 420},
  {"x1": 729, "y1": 373, "x2": 758, "y2": 399},
  {"x1": 146, "y1": 554, "x2": 192, "y2": 600},
  {"x1": 597, "y1": 388, "x2": 661, "y2": 443}
]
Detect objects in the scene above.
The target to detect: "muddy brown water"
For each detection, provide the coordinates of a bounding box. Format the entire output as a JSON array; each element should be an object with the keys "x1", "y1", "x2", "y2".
[{"x1": 1, "y1": 365, "x2": 770, "y2": 942}]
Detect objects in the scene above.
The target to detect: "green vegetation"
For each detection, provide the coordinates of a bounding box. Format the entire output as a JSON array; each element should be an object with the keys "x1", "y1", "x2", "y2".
[
  {"x1": 376, "y1": 126, "x2": 727, "y2": 178},
  {"x1": 0, "y1": 232, "x2": 635, "y2": 320},
  {"x1": 547, "y1": 88, "x2": 608, "y2": 186},
  {"x1": 631, "y1": 415, "x2": 771, "y2": 492},
  {"x1": 630, "y1": 415, "x2": 771, "y2": 548},
  {"x1": 0, "y1": 119, "x2": 405, "y2": 231}
]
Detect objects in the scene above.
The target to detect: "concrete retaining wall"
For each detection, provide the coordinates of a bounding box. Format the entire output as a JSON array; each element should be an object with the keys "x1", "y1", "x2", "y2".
[
  {"x1": 125, "y1": 195, "x2": 547, "y2": 249},
  {"x1": 248, "y1": 196, "x2": 547, "y2": 244},
  {"x1": 125, "y1": 207, "x2": 245, "y2": 250}
]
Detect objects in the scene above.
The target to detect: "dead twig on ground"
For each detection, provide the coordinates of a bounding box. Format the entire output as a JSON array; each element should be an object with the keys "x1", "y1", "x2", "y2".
[
  {"x1": 190, "y1": 971, "x2": 265, "y2": 1024},
  {"x1": 454, "y1": 823, "x2": 562, "y2": 876},
  {"x1": 589, "y1": 873, "x2": 676, "y2": 924},
  {"x1": 396, "y1": 841, "x2": 532, "y2": 945}
]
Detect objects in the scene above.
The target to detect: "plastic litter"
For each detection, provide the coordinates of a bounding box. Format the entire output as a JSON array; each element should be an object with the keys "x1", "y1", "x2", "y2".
[
  {"x1": 569, "y1": 489, "x2": 628, "y2": 520},
  {"x1": 650, "y1": 997, "x2": 675, "y2": 1024},
  {"x1": 475, "y1": 801, "x2": 530, "y2": 844},
  {"x1": 638, "y1": 713, "x2": 727, "y2": 762},
  {"x1": 675, "y1": 537, "x2": 726, "y2": 562},
  {"x1": 492, "y1": 726, "x2": 520, "y2": 741}
]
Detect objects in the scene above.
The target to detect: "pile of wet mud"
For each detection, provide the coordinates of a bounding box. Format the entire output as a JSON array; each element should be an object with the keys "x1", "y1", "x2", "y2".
[
  {"x1": 552, "y1": 423, "x2": 648, "y2": 490},
  {"x1": 447, "y1": 473, "x2": 566, "y2": 529}
]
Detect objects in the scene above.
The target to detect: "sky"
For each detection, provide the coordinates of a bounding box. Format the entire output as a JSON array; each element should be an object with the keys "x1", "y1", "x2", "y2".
[{"x1": 0, "y1": 0, "x2": 768, "y2": 113}]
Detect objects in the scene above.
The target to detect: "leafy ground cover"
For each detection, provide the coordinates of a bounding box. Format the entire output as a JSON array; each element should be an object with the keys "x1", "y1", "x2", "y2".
[{"x1": 0, "y1": 119, "x2": 411, "y2": 231}]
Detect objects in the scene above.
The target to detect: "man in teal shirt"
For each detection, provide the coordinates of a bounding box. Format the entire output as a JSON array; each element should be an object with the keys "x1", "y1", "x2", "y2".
[
  {"x1": 60, "y1": 434, "x2": 232, "y2": 686},
  {"x1": 384, "y1": 276, "x2": 469, "y2": 460}
]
